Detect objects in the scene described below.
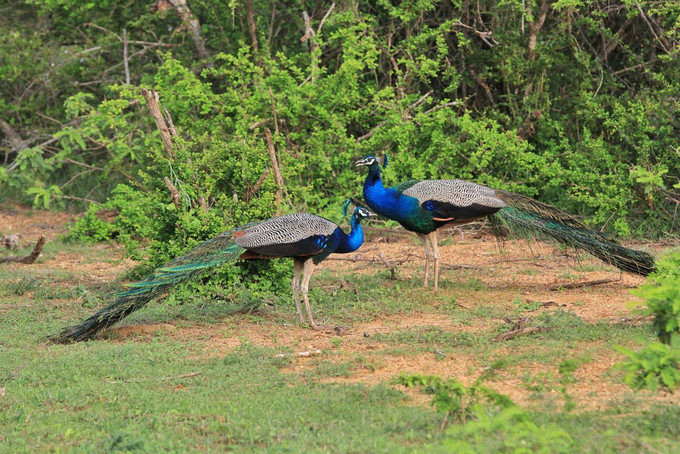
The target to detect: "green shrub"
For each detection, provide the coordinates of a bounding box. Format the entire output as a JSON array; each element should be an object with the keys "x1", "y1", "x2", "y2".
[
  {"x1": 617, "y1": 252, "x2": 680, "y2": 393},
  {"x1": 440, "y1": 406, "x2": 574, "y2": 453},
  {"x1": 396, "y1": 373, "x2": 514, "y2": 426},
  {"x1": 398, "y1": 373, "x2": 574, "y2": 452},
  {"x1": 632, "y1": 251, "x2": 680, "y2": 345},
  {"x1": 616, "y1": 343, "x2": 680, "y2": 392}
]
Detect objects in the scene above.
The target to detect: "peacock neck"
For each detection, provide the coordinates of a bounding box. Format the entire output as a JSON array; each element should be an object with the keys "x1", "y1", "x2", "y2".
[
  {"x1": 335, "y1": 217, "x2": 364, "y2": 253},
  {"x1": 362, "y1": 163, "x2": 434, "y2": 234},
  {"x1": 363, "y1": 165, "x2": 406, "y2": 218}
]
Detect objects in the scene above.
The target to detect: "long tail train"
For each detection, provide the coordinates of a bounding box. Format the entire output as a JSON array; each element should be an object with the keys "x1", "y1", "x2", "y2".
[
  {"x1": 491, "y1": 190, "x2": 655, "y2": 276},
  {"x1": 50, "y1": 231, "x2": 247, "y2": 343}
]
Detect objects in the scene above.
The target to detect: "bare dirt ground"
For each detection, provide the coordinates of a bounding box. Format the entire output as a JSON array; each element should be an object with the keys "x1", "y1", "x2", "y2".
[{"x1": 3, "y1": 207, "x2": 678, "y2": 411}]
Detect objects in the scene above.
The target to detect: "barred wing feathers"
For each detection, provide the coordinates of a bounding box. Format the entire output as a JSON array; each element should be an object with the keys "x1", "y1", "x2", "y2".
[{"x1": 400, "y1": 179, "x2": 506, "y2": 221}]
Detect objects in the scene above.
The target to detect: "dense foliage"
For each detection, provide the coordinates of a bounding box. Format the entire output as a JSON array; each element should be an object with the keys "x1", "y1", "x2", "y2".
[{"x1": 2, "y1": 0, "x2": 679, "y2": 268}]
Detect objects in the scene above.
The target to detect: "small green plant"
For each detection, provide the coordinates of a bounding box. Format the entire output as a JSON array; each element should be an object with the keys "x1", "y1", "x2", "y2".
[
  {"x1": 460, "y1": 277, "x2": 487, "y2": 291},
  {"x1": 514, "y1": 298, "x2": 542, "y2": 312},
  {"x1": 439, "y1": 406, "x2": 574, "y2": 452},
  {"x1": 616, "y1": 343, "x2": 680, "y2": 392},
  {"x1": 396, "y1": 374, "x2": 514, "y2": 427},
  {"x1": 557, "y1": 358, "x2": 584, "y2": 412},
  {"x1": 478, "y1": 358, "x2": 509, "y2": 382}
]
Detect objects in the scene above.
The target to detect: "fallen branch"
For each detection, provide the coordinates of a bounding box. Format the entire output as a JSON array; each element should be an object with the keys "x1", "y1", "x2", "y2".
[
  {"x1": 0, "y1": 236, "x2": 46, "y2": 264},
  {"x1": 163, "y1": 371, "x2": 202, "y2": 380},
  {"x1": 275, "y1": 349, "x2": 322, "y2": 358},
  {"x1": 491, "y1": 317, "x2": 548, "y2": 342},
  {"x1": 492, "y1": 326, "x2": 544, "y2": 342},
  {"x1": 618, "y1": 314, "x2": 654, "y2": 325},
  {"x1": 550, "y1": 278, "x2": 618, "y2": 291}
]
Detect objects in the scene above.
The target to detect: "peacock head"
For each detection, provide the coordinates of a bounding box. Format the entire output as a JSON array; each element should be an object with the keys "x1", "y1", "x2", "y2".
[
  {"x1": 355, "y1": 154, "x2": 388, "y2": 170},
  {"x1": 343, "y1": 199, "x2": 373, "y2": 222},
  {"x1": 353, "y1": 207, "x2": 372, "y2": 222}
]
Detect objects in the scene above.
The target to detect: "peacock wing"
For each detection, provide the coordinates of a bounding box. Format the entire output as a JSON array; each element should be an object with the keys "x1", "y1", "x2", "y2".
[
  {"x1": 401, "y1": 179, "x2": 506, "y2": 221},
  {"x1": 235, "y1": 213, "x2": 339, "y2": 258}
]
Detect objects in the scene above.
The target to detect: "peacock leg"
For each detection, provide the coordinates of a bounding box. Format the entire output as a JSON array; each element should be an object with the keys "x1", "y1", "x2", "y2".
[
  {"x1": 417, "y1": 233, "x2": 433, "y2": 288},
  {"x1": 300, "y1": 259, "x2": 320, "y2": 330},
  {"x1": 292, "y1": 259, "x2": 305, "y2": 324},
  {"x1": 428, "y1": 230, "x2": 440, "y2": 292}
]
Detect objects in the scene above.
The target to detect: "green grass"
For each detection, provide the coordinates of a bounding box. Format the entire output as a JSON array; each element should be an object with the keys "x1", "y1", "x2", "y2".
[
  {"x1": 1, "y1": 341, "x2": 439, "y2": 452},
  {"x1": 1, "y1": 240, "x2": 679, "y2": 452}
]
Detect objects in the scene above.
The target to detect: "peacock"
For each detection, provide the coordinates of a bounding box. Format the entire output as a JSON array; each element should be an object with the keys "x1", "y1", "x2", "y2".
[
  {"x1": 51, "y1": 204, "x2": 371, "y2": 343},
  {"x1": 356, "y1": 154, "x2": 655, "y2": 290}
]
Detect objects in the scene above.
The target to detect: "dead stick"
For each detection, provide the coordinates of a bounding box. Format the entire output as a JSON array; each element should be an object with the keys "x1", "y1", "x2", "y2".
[
  {"x1": 123, "y1": 29, "x2": 130, "y2": 84},
  {"x1": 0, "y1": 236, "x2": 46, "y2": 264},
  {"x1": 268, "y1": 87, "x2": 279, "y2": 135},
  {"x1": 550, "y1": 278, "x2": 618, "y2": 291},
  {"x1": 163, "y1": 371, "x2": 202, "y2": 380},
  {"x1": 264, "y1": 128, "x2": 285, "y2": 212},
  {"x1": 169, "y1": 0, "x2": 211, "y2": 59},
  {"x1": 491, "y1": 326, "x2": 546, "y2": 342},
  {"x1": 244, "y1": 168, "x2": 270, "y2": 202},
  {"x1": 246, "y1": 0, "x2": 259, "y2": 52},
  {"x1": 164, "y1": 177, "x2": 181, "y2": 209},
  {"x1": 142, "y1": 88, "x2": 174, "y2": 158}
]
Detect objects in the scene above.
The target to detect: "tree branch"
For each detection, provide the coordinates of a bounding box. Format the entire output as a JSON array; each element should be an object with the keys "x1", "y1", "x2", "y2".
[
  {"x1": 168, "y1": 0, "x2": 211, "y2": 60},
  {"x1": 0, "y1": 236, "x2": 45, "y2": 265},
  {"x1": 246, "y1": 0, "x2": 259, "y2": 53},
  {"x1": 123, "y1": 29, "x2": 131, "y2": 84},
  {"x1": 526, "y1": 0, "x2": 550, "y2": 60},
  {"x1": 264, "y1": 128, "x2": 285, "y2": 213},
  {"x1": 142, "y1": 88, "x2": 175, "y2": 158}
]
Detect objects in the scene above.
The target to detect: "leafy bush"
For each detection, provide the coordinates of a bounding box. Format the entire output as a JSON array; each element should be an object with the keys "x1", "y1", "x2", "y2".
[
  {"x1": 632, "y1": 251, "x2": 680, "y2": 345},
  {"x1": 4, "y1": 1, "x2": 680, "y2": 238},
  {"x1": 617, "y1": 343, "x2": 680, "y2": 392},
  {"x1": 617, "y1": 252, "x2": 680, "y2": 392},
  {"x1": 397, "y1": 373, "x2": 574, "y2": 452},
  {"x1": 396, "y1": 373, "x2": 514, "y2": 426},
  {"x1": 440, "y1": 406, "x2": 574, "y2": 453}
]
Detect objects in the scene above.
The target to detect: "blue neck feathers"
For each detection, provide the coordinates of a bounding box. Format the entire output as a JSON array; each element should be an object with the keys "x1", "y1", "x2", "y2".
[
  {"x1": 335, "y1": 214, "x2": 364, "y2": 253},
  {"x1": 361, "y1": 162, "x2": 433, "y2": 233}
]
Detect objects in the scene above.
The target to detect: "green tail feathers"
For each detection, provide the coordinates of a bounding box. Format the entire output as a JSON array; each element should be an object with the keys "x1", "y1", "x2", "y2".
[
  {"x1": 50, "y1": 231, "x2": 247, "y2": 343},
  {"x1": 491, "y1": 191, "x2": 655, "y2": 276}
]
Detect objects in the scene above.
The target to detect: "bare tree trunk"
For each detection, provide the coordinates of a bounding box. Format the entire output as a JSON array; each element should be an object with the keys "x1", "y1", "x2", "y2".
[
  {"x1": 168, "y1": 0, "x2": 211, "y2": 60},
  {"x1": 123, "y1": 29, "x2": 131, "y2": 84},
  {"x1": 526, "y1": 0, "x2": 550, "y2": 61},
  {"x1": 246, "y1": 0, "x2": 259, "y2": 52},
  {"x1": 301, "y1": 3, "x2": 335, "y2": 83}
]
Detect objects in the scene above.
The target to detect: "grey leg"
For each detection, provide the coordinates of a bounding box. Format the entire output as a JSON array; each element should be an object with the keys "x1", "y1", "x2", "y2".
[
  {"x1": 428, "y1": 230, "x2": 440, "y2": 292},
  {"x1": 292, "y1": 259, "x2": 304, "y2": 324},
  {"x1": 417, "y1": 233, "x2": 433, "y2": 289},
  {"x1": 300, "y1": 259, "x2": 320, "y2": 330}
]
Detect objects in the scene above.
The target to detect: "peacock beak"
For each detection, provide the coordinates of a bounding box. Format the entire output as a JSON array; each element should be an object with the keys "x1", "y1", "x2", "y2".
[{"x1": 355, "y1": 158, "x2": 370, "y2": 167}]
